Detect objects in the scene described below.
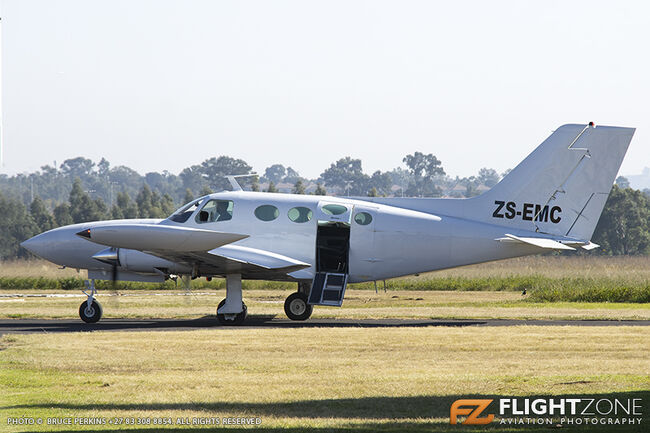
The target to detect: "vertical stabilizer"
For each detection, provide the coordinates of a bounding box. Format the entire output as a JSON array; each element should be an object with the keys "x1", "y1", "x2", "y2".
[
  {"x1": 474, "y1": 123, "x2": 635, "y2": 240},
  {"x1": 362, "y1": 123, "x2": 635, "y2": 243}
]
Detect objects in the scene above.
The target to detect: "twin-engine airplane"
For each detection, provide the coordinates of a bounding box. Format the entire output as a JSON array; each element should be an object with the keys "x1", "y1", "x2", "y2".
[{"x1": 21, "y1": 124, "x2": 635, "y2": 324}]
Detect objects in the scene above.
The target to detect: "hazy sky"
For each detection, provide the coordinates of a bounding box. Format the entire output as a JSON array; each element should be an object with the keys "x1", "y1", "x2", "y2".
[{"x1": 1, "y1": 0, "x2": 648, "y2": 180}]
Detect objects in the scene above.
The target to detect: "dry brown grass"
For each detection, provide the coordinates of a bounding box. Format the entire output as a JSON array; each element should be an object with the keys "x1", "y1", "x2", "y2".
[
  {"x1": 2, "y1": 255, "x2": 649, "y2": 281},
  {"x1": 407, "y1": 255, "x2": 650, "y2": 281},
  {"x1": 1, "y1": 326, "x2": 648, "y2": 432},
  {"x1": 0, "y1": 259, "x2": 85, "y2": 278},
  {"x1": 1, "y1": 256, "x2": 648, "y2": 320},
  {"x1": 1, "y1": 289, "x2": 648, "y2": 321}
]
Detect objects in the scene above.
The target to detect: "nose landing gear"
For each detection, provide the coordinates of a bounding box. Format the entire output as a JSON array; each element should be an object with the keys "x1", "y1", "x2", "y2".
[{"x1": 79, "y1": 279, "x2": 103, "y2": 323}]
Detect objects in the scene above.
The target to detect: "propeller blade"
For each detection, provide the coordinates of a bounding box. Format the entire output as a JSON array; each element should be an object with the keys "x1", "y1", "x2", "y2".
[{"x1": 111, "y1": 263, "x2": 117, "y2": 290}]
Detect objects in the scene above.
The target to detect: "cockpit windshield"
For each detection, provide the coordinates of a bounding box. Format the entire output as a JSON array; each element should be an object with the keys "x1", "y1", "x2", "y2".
[
  {"x1": 168, "y1": 199, "x2": 202, "y2": 223},
  {"x1": 196, "y1": 199, "x2": 234, "y2": 223}
]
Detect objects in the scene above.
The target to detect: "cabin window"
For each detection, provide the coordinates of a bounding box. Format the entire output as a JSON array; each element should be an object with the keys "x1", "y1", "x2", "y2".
[
  {"x1": 322, "y1": 204, "x2": 347, "y2": 216},
  {"x1": 288, "y1": 206, "x2": 313, "y2": 223},
  {"x1": 169, "y1": 200, "x2": 201, "y2": 223},
  {"x1": 254, "y1": 205, "x2": 279, "y2": 221},
  {"x1": 354, "y1": 212, "x2": 373, "y2": 225},
  {"x1": 196, "y1": 199, "x2": 234, "y2": 223}
]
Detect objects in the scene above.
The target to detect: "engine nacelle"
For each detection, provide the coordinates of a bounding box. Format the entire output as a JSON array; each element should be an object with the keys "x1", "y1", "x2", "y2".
[
  {"x1": 92, "y1": 247, "x2": 191, "y2": 275},
  {"x1": 117, "y1": 248, "x2": 191, "y2": 274}
]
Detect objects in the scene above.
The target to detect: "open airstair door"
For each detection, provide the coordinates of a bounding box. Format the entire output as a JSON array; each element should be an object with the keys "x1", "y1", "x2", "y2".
[{"x1": 308, "y1": 201, "x2": 351, "y2": 306}]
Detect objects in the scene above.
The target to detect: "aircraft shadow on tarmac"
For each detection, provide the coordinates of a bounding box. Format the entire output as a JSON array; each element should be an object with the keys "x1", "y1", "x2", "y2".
[
  {"x1": 0, "y1": 316, "x2": 489, "y2": 334},
  {"x1": 1, "y1": 317, "x2": 648, "y2": 335}
]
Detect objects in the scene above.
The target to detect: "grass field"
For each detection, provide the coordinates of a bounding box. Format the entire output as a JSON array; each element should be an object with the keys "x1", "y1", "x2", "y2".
[
  {"x1": 1, "y1": 289, "x2": 649, "y2": 321},
  {"x1": 1, "y1": 256, "x2": 649, "y2": 303},
  {"x1": 1, "y1": 256, "x2": 648, "y2": 432},
  {"x1": 3, "y1": 256, "x2": 649, "y2": 281},
  {"x1": 1, "y1": 255, "x2": 649, "y2": 320},
  {"x1": 1, "y1": 326, "x2": 649, "y2": 432}
]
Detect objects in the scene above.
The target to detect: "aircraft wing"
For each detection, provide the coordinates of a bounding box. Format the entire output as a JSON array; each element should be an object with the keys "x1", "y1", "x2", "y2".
[
  {"x1": 147, "y1": 246, "x2": 311, "y2": 280},
  {"x1": 77, "y1": 223, "x2": 310, "y2": 280}
]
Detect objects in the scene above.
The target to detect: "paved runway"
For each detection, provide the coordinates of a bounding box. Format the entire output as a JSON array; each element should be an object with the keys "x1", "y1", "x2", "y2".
[{"x1": 1, "y1": 317, "x2": 648, "y2": 335}]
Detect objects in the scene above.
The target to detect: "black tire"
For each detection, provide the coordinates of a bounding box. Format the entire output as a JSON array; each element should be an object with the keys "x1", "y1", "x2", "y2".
[
  {"x1": 216, "y1": 298, "x2": 247, "y2": 325},
  {"x1": 284, "y1": 292, "x2": 313, "y2": 321},
  {"x1": 79, "y1": 300, "x2": 102, "y2": 323}
]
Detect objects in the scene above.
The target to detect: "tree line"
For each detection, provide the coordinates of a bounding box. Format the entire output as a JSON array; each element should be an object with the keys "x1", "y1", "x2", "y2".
[
  {"x1": 1, "y1": 154, "x2": 649, "y2": 259},
  {"x1": 0, "y1": 153, "x2": 508, "y2": 208}
]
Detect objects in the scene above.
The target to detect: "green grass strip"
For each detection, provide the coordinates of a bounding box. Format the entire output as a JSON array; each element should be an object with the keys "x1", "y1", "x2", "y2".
[{"x1": 1, "y1": 275, "x2": 648, "y2": 303}]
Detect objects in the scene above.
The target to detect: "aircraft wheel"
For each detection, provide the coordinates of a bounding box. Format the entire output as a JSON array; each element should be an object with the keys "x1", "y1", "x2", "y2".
[
  {"x1": 284, "y1": 292, "x2": 313, "y2": 321},
  {"x1": 216, "y1": 299, "x2": 247, "y2": 325},
  {"x1": 79, "y1": 300, "x2": 102, "y2": 323}
]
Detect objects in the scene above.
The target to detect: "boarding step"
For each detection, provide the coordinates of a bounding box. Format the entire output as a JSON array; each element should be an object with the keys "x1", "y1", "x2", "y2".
[{"x1": 308, "y1": 272, "x2": 348, "y2": 306}]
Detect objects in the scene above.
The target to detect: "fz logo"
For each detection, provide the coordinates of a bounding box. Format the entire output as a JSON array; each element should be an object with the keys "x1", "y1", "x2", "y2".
[
  {"x1": 493, "y1": 200, "x2": 561, "y2": 223},
  {"x1": 450, "y1": 399, "x2": 494, "y2": 425}
]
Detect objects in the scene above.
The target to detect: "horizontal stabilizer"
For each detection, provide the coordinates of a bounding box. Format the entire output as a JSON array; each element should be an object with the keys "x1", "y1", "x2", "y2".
[
  {"x1": 209, "y1": 245, "x2": 310, "y2": 272},
  {"x1": 496, "y1": 234, "x2": 576, "y2": 250},
  {"x1": 579, "y1": 241, "x2": 600, "y2": 250},
  {"x1": 77, "y1": 224, "x2": 248, "y2": 252}
]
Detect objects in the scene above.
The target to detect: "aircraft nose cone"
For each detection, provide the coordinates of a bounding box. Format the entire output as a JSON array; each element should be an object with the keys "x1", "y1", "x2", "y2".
[
  {"x1": 20, "y1": 233, "x2": 52, "y2": 259},
  {"x1": 19, "y1": 224, "x2": 108, "y2": 270}
]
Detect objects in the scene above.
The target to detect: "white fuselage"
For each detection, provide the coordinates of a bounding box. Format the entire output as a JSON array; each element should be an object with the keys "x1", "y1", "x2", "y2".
[{"x1": 23, "y1": 190, "x2": 543, "y2": 283}]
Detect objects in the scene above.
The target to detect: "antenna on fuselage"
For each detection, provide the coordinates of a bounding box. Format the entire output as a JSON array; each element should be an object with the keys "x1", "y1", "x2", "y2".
[{"x1": 225, "y1": 173, "x2": 258, "y2": 191}]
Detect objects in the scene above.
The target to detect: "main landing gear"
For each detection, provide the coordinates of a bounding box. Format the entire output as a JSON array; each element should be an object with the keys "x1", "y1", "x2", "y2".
[
  {"x1": 217, "y1": 274, "x2": 247, "y2": 325},
  {"x1": 76, "y1": 276, "x2": 314, "y2": 325},
  {"x1": 79, "y1": 279, "x2": 103, "y2": 323},
  {"x1": 284, "y1": 281, "x2": 313, "y2": 321},
  {"x1": 215, "y1": 278, "x2": 313, "y2": 324}
]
